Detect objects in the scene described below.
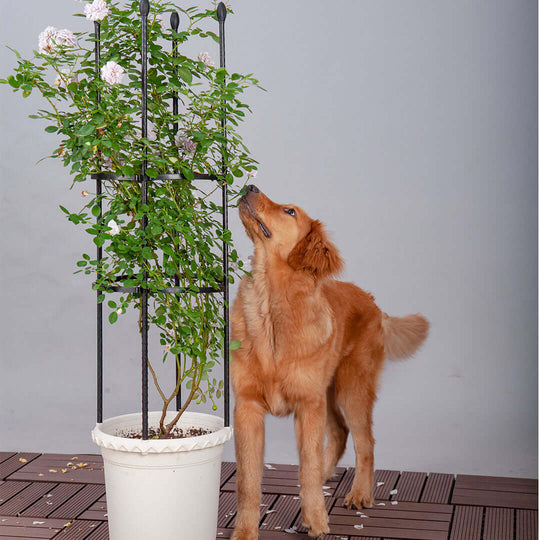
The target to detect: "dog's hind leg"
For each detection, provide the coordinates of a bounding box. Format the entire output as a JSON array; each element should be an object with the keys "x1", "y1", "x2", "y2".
[{"x1": 323, "y1": 382, "x2": 349, "y2": 482}]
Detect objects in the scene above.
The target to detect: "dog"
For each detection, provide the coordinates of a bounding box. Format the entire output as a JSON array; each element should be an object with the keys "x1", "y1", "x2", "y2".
[{"x1": 230, "y1": 185, "x2": 429, "y2": 539}]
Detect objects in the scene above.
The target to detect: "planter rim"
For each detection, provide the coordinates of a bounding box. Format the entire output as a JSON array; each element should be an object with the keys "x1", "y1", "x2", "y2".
[{"x1": 92, "y1": 411, "x2": 233, "y2": 454}]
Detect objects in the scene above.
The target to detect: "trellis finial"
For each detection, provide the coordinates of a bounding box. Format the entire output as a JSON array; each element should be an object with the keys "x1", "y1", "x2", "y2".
[
  {"x1": 140, "y1": 0, "x2": 150, "y2": 17},
  {"x1": 170, "y1": 11, "x2": 180, "y2": 32},
  {"x1": 217, "y1": 2, "x2": 227, "y2": 22}
]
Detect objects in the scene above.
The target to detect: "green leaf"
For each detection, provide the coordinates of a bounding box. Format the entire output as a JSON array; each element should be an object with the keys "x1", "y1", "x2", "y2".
[
  {"x1": 109, "y1": 311, "x2": 118, "y2": 324},
  {"x1": 142, "y1": 246, "x2": 154, "y2": 259},
  {"x1": 177, "y1": 67, "x2": 192, "y2": 84},
  {"x1": 91, "y1": 205, "x2": 101, "y2": 217},
  {"x1": 146, "y1": 168, "x2": 158, "y2": 178},
  {"x1": 122, "y1": 165, "x2": 134, "y2": 177},
  {"x1": 230, "y1": 340, "x2": 241, "y2": 351},
  {"x1": 7, "y1": 75, "x2": 19, "y2": 88},
  {"x1": 76, "y1": 124, "x2": 95, "y2": 137},
  {"x1": 45, "y1": 126, "x2": 58, "y2": 133}
]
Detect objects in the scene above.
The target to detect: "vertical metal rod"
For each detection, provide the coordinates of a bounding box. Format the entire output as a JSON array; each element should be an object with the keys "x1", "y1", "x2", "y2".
[
  {"x1": 170, "y1": 11, "x2": 182, "y2": 412},
  {"x1": 94, "y1": 20, "x2": 103, "y2": 425},
  {"x1": 140, "y1": 0, "x2": 150, "y2": 440},
  {"x1": 217, "y1": 2, "x2": 230, "y2": 427}
]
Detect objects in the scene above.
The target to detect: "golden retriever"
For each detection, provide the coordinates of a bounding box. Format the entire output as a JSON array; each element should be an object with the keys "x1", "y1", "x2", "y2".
[{"x1": 230, "y1": 185, "x2": 429, "y2": 539}]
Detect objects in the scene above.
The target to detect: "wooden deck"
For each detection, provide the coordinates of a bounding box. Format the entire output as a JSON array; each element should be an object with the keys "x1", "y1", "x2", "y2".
[{"x1": 0, "y1": 452, "x2": 537, "y2": 539}]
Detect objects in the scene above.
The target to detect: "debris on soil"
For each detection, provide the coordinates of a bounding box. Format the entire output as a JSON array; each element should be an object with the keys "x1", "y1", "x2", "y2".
[{"x1": 118, "y1": 426, "x2": 212, "y2": 439}]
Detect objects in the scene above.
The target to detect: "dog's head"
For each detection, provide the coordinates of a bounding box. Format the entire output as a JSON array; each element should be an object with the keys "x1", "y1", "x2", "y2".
[{"x1": 239, "y1": 185, "x2": 343, "y2": 279}]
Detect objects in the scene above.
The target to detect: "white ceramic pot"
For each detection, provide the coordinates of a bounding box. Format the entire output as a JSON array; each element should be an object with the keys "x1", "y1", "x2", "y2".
[{"x1": 92, "y1": 411, "x2": 233, "y2": 540}]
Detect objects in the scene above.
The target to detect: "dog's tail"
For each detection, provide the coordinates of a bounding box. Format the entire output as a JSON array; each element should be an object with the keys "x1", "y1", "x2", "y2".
[{"x1": 382, "y1": 313, "x2": 429, "y2": 361}]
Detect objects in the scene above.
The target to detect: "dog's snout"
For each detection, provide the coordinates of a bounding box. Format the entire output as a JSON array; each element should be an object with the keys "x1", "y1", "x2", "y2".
[{"x1": 247, "y1": 184, "x2": 259, "y2": 194}]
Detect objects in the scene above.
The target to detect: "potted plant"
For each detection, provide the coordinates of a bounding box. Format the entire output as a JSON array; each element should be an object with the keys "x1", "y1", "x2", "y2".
[{"x1": 2, "y1": 0, "x2": 259, "y2": 538}]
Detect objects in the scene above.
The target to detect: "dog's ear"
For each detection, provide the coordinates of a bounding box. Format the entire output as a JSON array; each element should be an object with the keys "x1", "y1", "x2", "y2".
[{"x1": 287, "y1": 220, "x2": 343, "y2": 278}]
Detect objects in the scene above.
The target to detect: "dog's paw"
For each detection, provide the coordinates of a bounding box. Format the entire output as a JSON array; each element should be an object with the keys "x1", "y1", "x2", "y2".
[
  {"x1": 344, "y1": 489, "x2": 373, "y2": 509},
  {"x1": 302, "y1": 510, "x2": 329, "y2": 538},
  {"x1": 230, "y1": 527, "x2": 258, "y2": 540}
]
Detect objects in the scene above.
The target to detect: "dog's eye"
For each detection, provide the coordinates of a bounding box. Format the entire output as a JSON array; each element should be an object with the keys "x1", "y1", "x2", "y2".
[{"x1": 284, "y1": 208, "x2": 296, "y2": 217}]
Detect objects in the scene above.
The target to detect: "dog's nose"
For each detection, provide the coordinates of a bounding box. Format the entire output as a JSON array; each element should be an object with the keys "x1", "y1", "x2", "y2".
[{"x1": 246, "y1": 184, "x2": 259, "y2": 194}]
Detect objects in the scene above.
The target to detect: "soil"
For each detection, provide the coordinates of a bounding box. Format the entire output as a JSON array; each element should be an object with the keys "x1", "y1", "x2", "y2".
[{"x1": 119, "y1": 426, "x2": 212, "y2": 440}]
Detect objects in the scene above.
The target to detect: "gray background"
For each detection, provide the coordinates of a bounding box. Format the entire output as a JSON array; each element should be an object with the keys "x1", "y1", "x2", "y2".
[{"x1": 0, "y1": 0, "x2": 537, "y2": 478}]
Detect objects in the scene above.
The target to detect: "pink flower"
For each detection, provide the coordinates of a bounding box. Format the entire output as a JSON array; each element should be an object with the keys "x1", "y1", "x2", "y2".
[
  {"x1": 175, "y1": 135, "x2": 197, "y2": 157},
  {"x1": 38, "y1": 26, "x2": 58, "y2": 53},
  {"x1": 197, "y1": 51, "x2": 215, "y2": 68},
  {"x1": 84, "y1": 0, "x2": 110, "y2": 22},
  {"x1": 53, "y1": 29, "x2": 78, "y2": 49},
  {"x1": 39, "y1": 27, "x2": 77, "y2": 54},
  {"x1": 101, "y1": 61, "x2": 125, "y2": 85},
  {"x1": 247, "y1": 170, "x2": 257, "y2": 178}
]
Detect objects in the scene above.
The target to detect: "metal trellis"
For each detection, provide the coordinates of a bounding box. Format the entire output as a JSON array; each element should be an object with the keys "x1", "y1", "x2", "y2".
[{"x1": 93, "y1": 0, "x2": 231, "y2": 440}]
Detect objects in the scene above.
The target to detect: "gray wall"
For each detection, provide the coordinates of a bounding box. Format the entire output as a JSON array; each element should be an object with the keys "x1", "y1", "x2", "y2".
[{"x1": 0, "y1": 0, "x2": 537, "y2": 478}]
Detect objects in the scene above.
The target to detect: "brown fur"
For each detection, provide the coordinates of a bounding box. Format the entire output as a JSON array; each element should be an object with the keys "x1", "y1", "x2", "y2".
[{"x1": 230, "y1": 187, "x2": 429, "y2": 539}]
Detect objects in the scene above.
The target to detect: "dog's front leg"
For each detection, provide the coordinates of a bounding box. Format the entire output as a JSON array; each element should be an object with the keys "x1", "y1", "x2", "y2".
[
  {"x1": 294, "y1": 399, "x2": 329, "y2": 538},
  {"x1": 231, "y1": 398, "x2": 266, "y2": 540}
]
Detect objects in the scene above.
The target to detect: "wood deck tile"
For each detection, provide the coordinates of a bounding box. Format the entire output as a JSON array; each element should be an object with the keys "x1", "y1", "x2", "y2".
[
  {"x1": 221, "y1": 462, "x2": 236, "y2": 488},
  {"x1": 421, "y1": 474, "x2": 455, "y2": 504},
  {"x1": 0, "y1": 454, "x2": 16, "y2": 465},
  {"x1": 391, "y1": 472, "x2": 427, "y2": 502},
  {"x1": 483, "y1": 507, "x2": 513, "y2": 540},
  {"x1": 373, "y1": 471, "x2": 401, "y2": 500},
  {"x1": 331, "y1": 499, "x2": 451, "y2": 540},
  {"x1": 21, "y1": 484, "x2": 84, "y2": 518},
  {"x1": 84, "y1": 522, "x2": 108, "y2": 540},
  {"x1": 451, "y1": 487, "x2": 537, "y2": 510},
  {"x1": 0, "y1": 482, "x2": 31, "y2": 506},
  {"x1": 50, "y1": 520, "x2": 102, "y2": 540},
  {"x1": 449, "y1": 505, "x2": 483, "y2": 540},
  {"x1": 332, "y1": 502, "x2": 453, "y2": 522},
  {"x1": 49, "y1": 485, "x2": 105, "y2": 520},
  {"x1": 515, "y1": 509, "x2": 538, "y2": 540},
  {"x1": 0, "y1": 483, "x2": 56, "y2": 516},
  {"x1": 334, "y1": 468, "x2": 355, "y2": 499},
  {"x1": 259, "y1": 494, "x2": 300, "y2": 531},
  {"x1": 9, "y1": 456, "x2": 104, "y2": 486},
  {"x1": 0, "y1": 516, "x2": 71, "y2": 540},
  {"x1": 218, "y1": 492, "x2": 237, "y2": 528},
  {"x1": 77, "y1": 501, "x2": 108, "y2": 522},
  {"x1": 0, "y1": 455, "x2": 41, "y2": 482}
]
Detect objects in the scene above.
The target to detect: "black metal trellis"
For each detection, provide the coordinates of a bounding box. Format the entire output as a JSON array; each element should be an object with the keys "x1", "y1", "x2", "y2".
[{"x1": 93, "y1": 0, "x2": 231, "y2": 440}]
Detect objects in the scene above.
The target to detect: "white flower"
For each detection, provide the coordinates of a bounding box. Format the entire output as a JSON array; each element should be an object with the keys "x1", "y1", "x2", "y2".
[
  {"x1": 107, "y1": 219, "x2": 120, "y2": 235},
  {"x1": 247, "y1": 169, "x2": 257, "y2": 178},
  {"x1": 53, "y1": 69, "x2": 78, "y2": 89},
  {"x1": 38, "y1": 26, "x2": 58, "y2": 53},
  {"x1": 101, "y1": 61, "x2": 124, "y2": 85},
  {"x1": 198, "y1": 51, "x2": 215, "y2": 68},
  {"x1": 84, "y1": 0, "x2": 110, "y2": 22},
  {"x1": 53, "y1": 29, "x2": 78, "y2": 49}
]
